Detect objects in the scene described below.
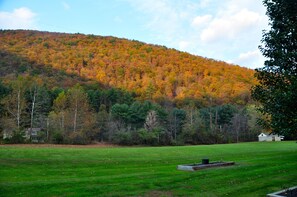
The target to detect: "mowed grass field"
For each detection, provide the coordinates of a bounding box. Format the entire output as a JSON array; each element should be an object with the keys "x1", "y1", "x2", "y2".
[{"x1": 0, "y1": 142, "x2": 296, "y2": 197}]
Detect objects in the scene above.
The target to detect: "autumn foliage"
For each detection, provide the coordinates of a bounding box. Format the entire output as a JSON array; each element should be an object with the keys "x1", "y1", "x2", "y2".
[{"x1": 0, "y1": 30, "x2": 256, "y2": 105}]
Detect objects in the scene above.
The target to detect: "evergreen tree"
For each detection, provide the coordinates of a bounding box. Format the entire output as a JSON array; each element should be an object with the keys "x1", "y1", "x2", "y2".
[
  {"x1": 252, "y1": 0, "x2": 297, "y2": 137},
  {"x1": 96, "y1": 104, "x2": 109, "y2": 141},
  {"x1": 0, "y1": 80, "x2": 10, "y2": 134},
  {"x1": 0, "y1": 80, "x2": 9, "y2": 116}
]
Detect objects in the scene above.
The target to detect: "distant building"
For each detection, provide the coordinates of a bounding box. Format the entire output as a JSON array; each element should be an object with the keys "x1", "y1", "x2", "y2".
[
  {"x1": 258, "y1": 132, "x2": 284, "y2": 142},
  {"x1": 2, "y1": 128, "x2": 45, "y2": 143},
  {"x1": 25, "y1": 128, "x2": 45, "y2": 143}
]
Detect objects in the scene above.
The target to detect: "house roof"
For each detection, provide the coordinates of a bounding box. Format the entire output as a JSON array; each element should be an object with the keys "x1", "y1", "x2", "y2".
[
  {"x1": 27, "y1": 128, "x2": 41, "y2": 132},
  {"x1": 258, "y1": 133, "x2": 267, "y2": 137}
]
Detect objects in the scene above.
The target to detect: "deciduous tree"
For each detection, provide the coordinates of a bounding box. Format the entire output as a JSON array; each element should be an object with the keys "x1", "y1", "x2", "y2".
[
  {"x1": 252, "y1": 0, "x2": 297, "y2": 137},
  {"x1": 2, "y1": 77, "x2": 28, "y2": 130}
]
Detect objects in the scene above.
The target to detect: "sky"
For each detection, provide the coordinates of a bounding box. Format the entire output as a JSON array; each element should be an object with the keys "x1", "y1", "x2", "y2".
[{"x1": 0, "y1": 0, "x2": 269, "y2": 69}]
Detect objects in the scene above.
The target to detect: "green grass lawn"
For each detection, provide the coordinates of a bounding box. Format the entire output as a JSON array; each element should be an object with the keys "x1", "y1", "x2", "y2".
[{"x1": 0, "y1": 142, "x2": 296, "y2": 197}]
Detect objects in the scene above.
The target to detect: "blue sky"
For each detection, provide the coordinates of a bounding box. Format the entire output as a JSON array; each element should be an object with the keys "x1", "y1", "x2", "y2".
[{"x1": 0, "y1": 0, "x2": 269, "y2": 69}]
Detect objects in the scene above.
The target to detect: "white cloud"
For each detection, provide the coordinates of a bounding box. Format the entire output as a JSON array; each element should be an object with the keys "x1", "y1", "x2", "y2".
[
  {"x1": 125, "y1": 0, "x2": 197, "y2": 42},
  {"x1": 232, "y1": 50, "x2": 265, "y2": 69},
  {"x1": 226, "y1": 0, "x2": 267, "y2": 13},
  {"x1": 200, "y1": 9, "x2": 262, "y2": 43},
  {"x1": 62, "y1": 2, "x2": 70, "y2": 10},
  {"x1": 239, "y1": 50, "x2": 260, "y2": 61},
  {"x1": 191, "y1": 14, "x2": 212, "y2": 27},
  {"x1": 125, "y1": 0, "x2": 268, "y2": 69},
  {"x1": 0, "y1": 7, "x2": 37, "y2": 29},
  {"x1": 127, "y1": 0, "x2": 177, "y2": 35}
]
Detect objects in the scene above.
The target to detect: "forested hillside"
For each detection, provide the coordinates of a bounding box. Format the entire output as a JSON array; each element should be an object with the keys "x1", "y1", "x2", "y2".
[
  {"x1": 0, "y1": 30, "x2": 263, "y2": 145},
  {"x1": 0, "y1": 30, "x2": 256, "y2": 105}
]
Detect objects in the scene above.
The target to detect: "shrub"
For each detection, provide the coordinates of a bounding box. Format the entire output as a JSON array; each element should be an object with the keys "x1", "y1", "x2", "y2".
[
  {"x1": 68, "y1": 132, "x2": 89, "y2": 145},
  {"x1": 112, "y1": 131, "x2": 133, "y2": 145},
  {"x1": 52, "y1": 132, "x2": 64, "y2": 144},
  {"x1": 4, "y1": 130, "x2": 26, "y2": 144},
  {"x1": 138, "y1": 128, "x2": 159, "y2": 146}
]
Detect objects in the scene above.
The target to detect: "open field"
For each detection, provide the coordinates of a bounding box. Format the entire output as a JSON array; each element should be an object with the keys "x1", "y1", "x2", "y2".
[{"x1": 0, "y1": 142, "x2": 296, "y2": 196}]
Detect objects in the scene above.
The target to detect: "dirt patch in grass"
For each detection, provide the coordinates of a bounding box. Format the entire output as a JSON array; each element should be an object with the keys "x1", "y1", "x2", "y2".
[{"x1": 0, "y1": 143, "x2": 118, "y2": 148}]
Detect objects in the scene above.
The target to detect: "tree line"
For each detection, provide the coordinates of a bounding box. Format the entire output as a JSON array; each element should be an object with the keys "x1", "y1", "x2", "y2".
[{"x1": 0, "y1": 77, "x2": 263, "y2": 145}]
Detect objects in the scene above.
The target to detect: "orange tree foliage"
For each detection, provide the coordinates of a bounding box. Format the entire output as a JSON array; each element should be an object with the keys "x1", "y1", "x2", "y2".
[{"x1": 0, "y1": 30, "x2": 256, "y2": 105}]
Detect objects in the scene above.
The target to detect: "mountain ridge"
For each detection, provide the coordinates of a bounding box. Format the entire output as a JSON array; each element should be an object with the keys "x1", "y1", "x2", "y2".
[{"x1": 0, "y1": 29, "x2": 256, "y2": 105}]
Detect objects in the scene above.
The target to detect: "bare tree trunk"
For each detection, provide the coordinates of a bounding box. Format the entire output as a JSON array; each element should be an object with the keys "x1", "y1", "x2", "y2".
[
  {"x1": 232, "y1": 114, "x2": 240, "y2": 143},
  {"x1": 209, "y1": 111, "x2": 212, "y2": 129},
  {"x1": 46, "y1": 118, "x2": 49, "y2": 141},
  {"x1": 30, "y1": 86, "x2": 37, "y2": 135},
  {"x1": 190, "y1": 108, "x2": 193, "y2": 125},
  {"x1": 215, "y1": 109, "x2": 218, "y2": 129},
  {"x1": 17, "y1": 88, "x2": 21, "y2": 130},
  {"x1": 215, "y1": 109, "x2": 219, "y2": 143},
  {"x1": 61, "y1": 111, "x2": 64, "y2": 130},
  {"x1": 236, "y1": 115, "x2": 240, "y2": 143},
  {"x1": 5, "y1": 84, "x2": 22, "y2": 130},
  {"x1": 73, "y1": 98, "x2": 78, "y2": 132},
  {"x1": 174, "y1": 113, "x2": 177, "y2": 141}
]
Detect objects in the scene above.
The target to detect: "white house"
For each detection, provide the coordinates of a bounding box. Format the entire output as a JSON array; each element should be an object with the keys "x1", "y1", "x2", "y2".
[
  {"x1": 258, "y1": 133, "x2": 284, "y2": 142},
  {"x1": 25, "y1": 128, "x2": 45, "y2": 143}
]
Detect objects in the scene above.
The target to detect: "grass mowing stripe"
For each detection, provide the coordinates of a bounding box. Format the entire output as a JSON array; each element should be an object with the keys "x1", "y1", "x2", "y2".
[{"x1": 0, "y1": 141, "x2": 296, "y2": 196}]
